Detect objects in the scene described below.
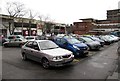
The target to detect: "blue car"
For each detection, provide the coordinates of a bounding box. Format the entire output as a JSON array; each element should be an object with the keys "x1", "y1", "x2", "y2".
[{"x1": 54, "y1": 36, "x2": 89, "y2": 57}]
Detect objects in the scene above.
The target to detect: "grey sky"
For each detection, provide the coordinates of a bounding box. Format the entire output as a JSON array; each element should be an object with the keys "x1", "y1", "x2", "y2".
[{"x1": 1, "y1": 0, "x2": 120, "y2": 24}]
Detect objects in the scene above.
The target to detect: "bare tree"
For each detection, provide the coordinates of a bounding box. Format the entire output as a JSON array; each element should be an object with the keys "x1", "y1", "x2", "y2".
[
  {"x1": 27, "y1": 9, "x2": 37, "y2": 36},
  {"x1": 17, "y1": 11, "x2": 28, "y2": 35},
  {"x1": 38, "y1": 14, "x2": 54, "y2": 35},
  {"x1": 3, "y1": 2, "x2": 26, "y2": 35}
]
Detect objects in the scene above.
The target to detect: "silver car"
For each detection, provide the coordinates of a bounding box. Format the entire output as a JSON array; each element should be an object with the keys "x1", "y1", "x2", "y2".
[
  {"x1": 21, "y1": 40, "x2": 74, "y2": 68},
  {"x1": 78, "y1": 37, "x2": 101, "y2": 50},
  {"x1": 3, "y1": 38, "x2": 27, "y2": 47}
]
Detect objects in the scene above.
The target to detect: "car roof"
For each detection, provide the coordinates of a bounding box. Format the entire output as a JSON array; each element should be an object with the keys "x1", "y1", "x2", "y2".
[{"x1": 28, "y1": 40, "x2": 51, "y2": 42}]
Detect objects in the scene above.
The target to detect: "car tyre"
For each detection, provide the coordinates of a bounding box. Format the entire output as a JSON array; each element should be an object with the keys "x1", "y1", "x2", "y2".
[
  {"x1": 42, "y1": 58, "x2": 50, "y2": 69},
  {"x1": 22, "y1": 53, "x2": 27, "y2": 61}
]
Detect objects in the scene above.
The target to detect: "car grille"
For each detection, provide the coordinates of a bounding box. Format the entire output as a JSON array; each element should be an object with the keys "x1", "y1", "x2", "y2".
[{"x1": 62, "y1": 55, "x2": 71, "y2": 58}]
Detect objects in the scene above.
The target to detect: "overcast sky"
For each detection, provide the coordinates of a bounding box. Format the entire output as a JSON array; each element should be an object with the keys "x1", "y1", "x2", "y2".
[{"x1": 1, "y1": 0, "x2": 120, "y2": 24}]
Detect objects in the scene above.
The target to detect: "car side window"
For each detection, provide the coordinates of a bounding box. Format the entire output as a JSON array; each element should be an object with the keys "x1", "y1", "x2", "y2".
[
  {"x1": 60, "y1": 39, "x2": 67, "y2": 45},
  {"x1": 79, "y1": 38, "x2": 84, "y2": 41},
  {"x1": 80, "y1": 38, "x2": 86, "y2": 43},
  {"x1": 26, "y1": 41, "x2": 33, "y2": 48},
  {"x1": 56, "y1": 38, "x2": 61, "y2": 44},
  {"x1": 8, "y1": 36, "x2": 15, "y2": 39},
  {"x1": 33, "y1": 42, "x2": 40, "y2": 50}
]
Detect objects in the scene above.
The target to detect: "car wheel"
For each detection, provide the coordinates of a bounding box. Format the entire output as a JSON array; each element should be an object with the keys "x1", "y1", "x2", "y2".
[
  {"x1": 22, "y1": 53, "x2": 27, "y2": 61},
  {"x1": 42, "y1": 58, "x2": 50, "y2": 69}
]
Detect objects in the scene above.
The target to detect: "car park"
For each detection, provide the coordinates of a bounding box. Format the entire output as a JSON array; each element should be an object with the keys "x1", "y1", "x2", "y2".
[
  {"x1": 77, "y1": 37, "x2": 101, "y2": 50},
  {"x1": 21, "y1": 40, "x2": 74, "y2": 69},
  {"x1": 54, "y1": 36, "x2": 89, "y2": 57}
]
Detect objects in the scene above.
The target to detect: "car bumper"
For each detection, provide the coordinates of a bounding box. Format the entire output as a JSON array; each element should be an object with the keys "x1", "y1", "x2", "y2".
[
  {"x1": 49, "y1": 57, "x2": 74, "y2": 67},
  {"x1": 74, "y1": 50, "x2": 89, "y2": 57},
  {"x1": 90, "y1": 45, "x2": 101, "y2": 50}
]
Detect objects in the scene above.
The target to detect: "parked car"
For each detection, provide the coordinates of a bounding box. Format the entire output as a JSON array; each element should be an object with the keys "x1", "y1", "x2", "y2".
[
  {"x1": 84, "y1": 36, "x2": 105, "y2": 47},
  {"x1": 21, "y1": 40, "x2": 74, "y2": 68},
  {"x1": 98, "y1": 35, "x2": 113, "y2": 45},
  {"x1": 54, "y1": 36, "x2": 89, "y2": 57},
  {"x1": 77, "y1": 37, "x2": 101, "y2": 50},
  {"x1": 3, "y1": 38, "x2": 27, "y2": 47},
  {"x1": 109, "y1": 31, "x2": 120, "y2": 37},
  {"x1": 108, "y1": 35, "x2": 119, "y2": 42},
  {"x1": 7, "y1": 35, "x2": 25, "y2": 40}
]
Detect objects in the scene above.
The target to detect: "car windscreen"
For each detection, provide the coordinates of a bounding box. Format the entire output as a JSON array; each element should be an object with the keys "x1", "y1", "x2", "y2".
[
  {"x1": 39, "y1": 41, "x2": 59, "y2": 50},
  {"x1": 66, "y1": 38, "x2": 80, "y2": 44},
  {"x1": 82, "y1": 37, "x2": 94, "y2": 43},
  {"x1": 91, "y1": 37, "x2": 100, "y2": 41}
]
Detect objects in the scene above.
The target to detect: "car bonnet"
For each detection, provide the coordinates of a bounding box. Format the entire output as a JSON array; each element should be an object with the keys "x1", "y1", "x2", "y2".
[{"x1": 41, "y1": 48, "x2": 72, "y2": 56}]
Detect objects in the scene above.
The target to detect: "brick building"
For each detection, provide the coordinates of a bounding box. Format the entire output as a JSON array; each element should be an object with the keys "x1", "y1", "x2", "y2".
[
  {"x1": 73, "y1": 19, "x2": 94, "y2": 34},
  {"x1": 73, "y1": 9, "x2": 120, "y2": 35}
]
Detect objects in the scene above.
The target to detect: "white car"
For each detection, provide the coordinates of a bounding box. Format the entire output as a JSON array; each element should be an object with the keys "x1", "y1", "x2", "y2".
[
  {"x1": 109, "y1": 35, "x2": 119, "y2": 42},
  {"x1": 21, "y1": 40, "x2": 74, "y2": 68}
]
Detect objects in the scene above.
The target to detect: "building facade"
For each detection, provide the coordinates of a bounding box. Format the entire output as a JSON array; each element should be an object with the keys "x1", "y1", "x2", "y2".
[
  {"x1": 73, "y1": 9, "x2": 120, "y2": 35},
  {"x1": 0, "y1": 14, "x2": 68, "y2": 37}
]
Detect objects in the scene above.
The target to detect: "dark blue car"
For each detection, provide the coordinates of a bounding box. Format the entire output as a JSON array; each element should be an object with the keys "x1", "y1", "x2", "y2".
[{"x1": 54, "y1": 36, "x2": 89, "y2": 57}]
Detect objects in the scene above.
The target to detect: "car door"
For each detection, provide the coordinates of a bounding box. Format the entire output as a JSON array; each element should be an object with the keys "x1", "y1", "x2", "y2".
[
  {"x1": 55, "y1": 38, "x2": 61, "y2": 46},
  {"x1": 7, "y1": 39, "x2": 16, "y2": 46},
  {"x1": 24, "y1": 41, "x2": 34, "y2": 59},
  {"x1": 30, "y1": 41, "x2": 42, "y2": 62},
  {"x1": 60, "y1": 38, "x2": 68, "y2": 49},
  {"x1": 14, "y1": 39, "x2": 22, "y2": 46}
]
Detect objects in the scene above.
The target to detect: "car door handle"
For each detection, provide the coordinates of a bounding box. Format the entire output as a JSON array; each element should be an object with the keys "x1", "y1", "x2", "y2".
[{"x1": 31, "y1": 51, "x2": 33, "y2": 52}]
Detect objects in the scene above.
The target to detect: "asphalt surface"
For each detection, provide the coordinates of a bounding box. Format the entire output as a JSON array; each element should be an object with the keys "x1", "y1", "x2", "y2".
[{"x1": 2, "y1": 42, "x2": 119, "y2": 80}]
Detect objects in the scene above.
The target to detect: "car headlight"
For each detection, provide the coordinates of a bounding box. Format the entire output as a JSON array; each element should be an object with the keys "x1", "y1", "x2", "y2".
[
  {"x1": 52, "y1": 56, "x2": 63, "y2": 61},
  {"x1": 73, "y1": 45, "x2": 80, "y2": 50}
]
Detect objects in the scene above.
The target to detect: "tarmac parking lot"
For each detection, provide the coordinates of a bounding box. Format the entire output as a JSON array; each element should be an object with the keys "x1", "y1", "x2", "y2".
[{"x1": 1, "y1": 42, "x2": 119, "y2": 80}]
